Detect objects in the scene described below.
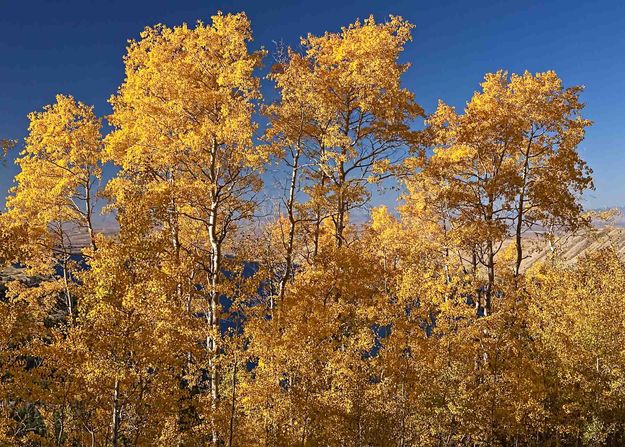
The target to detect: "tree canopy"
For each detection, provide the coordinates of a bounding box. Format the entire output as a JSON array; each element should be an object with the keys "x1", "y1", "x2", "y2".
[{"x1": 1, "y1": 12, "x2": 618, "y2": 447}]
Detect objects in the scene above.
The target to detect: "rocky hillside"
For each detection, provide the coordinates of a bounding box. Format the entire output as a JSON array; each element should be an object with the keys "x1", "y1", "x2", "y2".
[{"x1": 522, "y1": 227, "x2": 625, "y2": 270}]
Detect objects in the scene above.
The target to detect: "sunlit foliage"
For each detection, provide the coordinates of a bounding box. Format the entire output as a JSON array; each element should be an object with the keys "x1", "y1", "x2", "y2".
[{"x1": 0, "y1": 11, "x2": 616, "y2": 447}]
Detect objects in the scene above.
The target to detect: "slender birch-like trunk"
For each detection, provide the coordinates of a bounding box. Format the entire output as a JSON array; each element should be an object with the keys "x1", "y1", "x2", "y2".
[
  {"x1": 228, "y1": 352, "x2": 238, "y2": 447},
  {"x1": 84, "y1": 178, "x2": 97, "y2": 252},
  {"x1": 514, "y1": 136, "x2": 534, "y2": 277},
  {"x1": 207, "y1": 138, "x2": 222, "y2": 445},
  {"x1": 111, "y1": 378, "x2": 120, "y2": 447},
  {"x1": 278, "y1": 146, "x2": 301, "y2": 303}
]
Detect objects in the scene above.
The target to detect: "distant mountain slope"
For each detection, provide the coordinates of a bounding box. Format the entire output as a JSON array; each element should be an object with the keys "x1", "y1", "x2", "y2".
[
  {"x1": 3, "y1": 225, "x2": 625, "y2": 280},
  {"x1": 56, "y1": 222, "x2": 119, "y2": 253},
  {"x1": 522, "y1": 227, "x2": 625, "y2": 270}
]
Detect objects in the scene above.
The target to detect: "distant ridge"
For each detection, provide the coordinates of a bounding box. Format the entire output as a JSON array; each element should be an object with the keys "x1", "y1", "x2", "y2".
[{"x1": 521, "y1": 227, "x2": 625, "y2": 270}]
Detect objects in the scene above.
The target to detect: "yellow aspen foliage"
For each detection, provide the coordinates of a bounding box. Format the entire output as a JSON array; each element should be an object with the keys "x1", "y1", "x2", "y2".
[
  {"x1": 5, "y1": 94, "x2": 102, "y2": 271},
  {"x1": 105, "y1": 12, "x2": 270, "y2": 445},
  {"x1": 415, "y1": 70, "x2": 592, "y2": 314},
  {"x1": 241, "y1": 237, "x2": 387, "y2": 446},
  {"x1": 266, "y1": 16, "x2": 423, "y2": 248},
  {"x1": 527, "y1": 249, "x2": 625, "y2": 445},
  {"x1": 0, "y1": 96, "x2": 105, "y2": 446},
  {"x1": 3, "y1": 10, "x2": 623, "y2": 447}
]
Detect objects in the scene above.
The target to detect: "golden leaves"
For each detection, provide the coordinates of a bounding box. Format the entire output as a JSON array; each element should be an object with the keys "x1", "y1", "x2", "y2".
[{"x1": 0, "y1": 10, "x2": 614, "y2": 447}]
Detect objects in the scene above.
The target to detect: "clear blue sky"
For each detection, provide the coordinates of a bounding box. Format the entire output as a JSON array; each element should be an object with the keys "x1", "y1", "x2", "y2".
[{"x1": 1, "y1": 0, "x2": 624, "y2": 208}]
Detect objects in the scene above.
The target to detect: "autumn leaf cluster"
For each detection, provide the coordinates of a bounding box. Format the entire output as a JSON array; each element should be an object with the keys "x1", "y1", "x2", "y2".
[{"x1": 2, "y1": 11, "x2": 621, "y2": 447}]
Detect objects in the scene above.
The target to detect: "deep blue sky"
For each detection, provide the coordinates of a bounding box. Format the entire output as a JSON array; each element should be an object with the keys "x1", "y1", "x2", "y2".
[{"x1": 1, "y1": 0, "x2": 624, "y2": 209}]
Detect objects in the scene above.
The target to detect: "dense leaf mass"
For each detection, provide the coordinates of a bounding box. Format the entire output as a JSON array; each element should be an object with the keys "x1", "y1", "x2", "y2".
[{"x1": 1, "y1": 12, "x2": 620, "y2": 447}]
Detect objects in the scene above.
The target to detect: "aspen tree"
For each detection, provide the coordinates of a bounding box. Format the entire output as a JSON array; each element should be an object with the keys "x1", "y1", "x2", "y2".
[
  {"x1": 271, "y1": 16, "x2": 422, "y2": 247},
  {"x1": 106, "y1": 12, "x2": 268, "y2": 444},
  {"x1": 420, "y1": 71, "x2": 592, "y2": 314},
  {"x1": 264, "y1": 49, "x2": 316, "y2": 302},
  {"x1": 5, "y1": 95, "x2": 102, "y2": 319},
  {"x1": 505, "y1": 71, "x2": 592, "y2": 277}
]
